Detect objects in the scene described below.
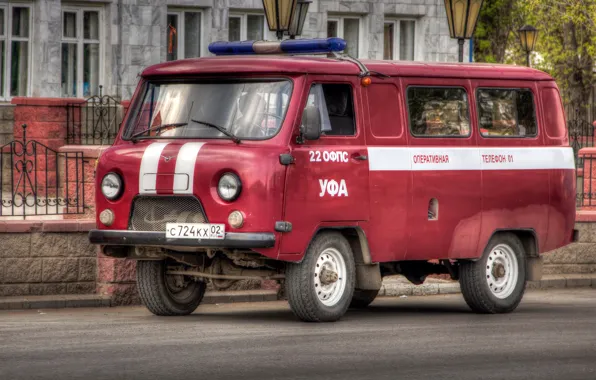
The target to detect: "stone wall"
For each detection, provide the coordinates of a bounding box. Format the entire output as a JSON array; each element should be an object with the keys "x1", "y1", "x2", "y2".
[
  {"x1": 544, "y1": 220, "x2": 596, "y2": 275},
  {"x1": 0, "y1": 221, "x2": 97, "y2": 297},
  {"x1": 0, "y1": 105, "x2": 15, "y2": 146}
]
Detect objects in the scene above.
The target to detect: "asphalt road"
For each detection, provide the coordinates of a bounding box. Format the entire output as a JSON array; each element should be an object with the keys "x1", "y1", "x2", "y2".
[{"x1": 0, "y1": 289, "x2": 595, "y2": 380}]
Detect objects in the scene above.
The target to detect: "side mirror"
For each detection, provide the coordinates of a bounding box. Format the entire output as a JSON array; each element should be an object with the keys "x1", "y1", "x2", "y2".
[{"x1": 300, "y1": 106, "x2": 321, "y2": 141}]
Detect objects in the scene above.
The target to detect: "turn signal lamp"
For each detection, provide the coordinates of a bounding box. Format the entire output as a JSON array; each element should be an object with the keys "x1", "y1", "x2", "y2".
[
  {"x1": 361, "y1": 77, "x2": 371, "y2": 87},
  {"x1": 228, "y1": 211, "x2": 244, "y2": 229},
  {"x1": 208, "y1": 37, "x2": 347, "y2": 56}
]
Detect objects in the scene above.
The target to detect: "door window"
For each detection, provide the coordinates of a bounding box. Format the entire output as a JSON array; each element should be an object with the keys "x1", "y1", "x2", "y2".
[{"x1": 306, "y1": 83, "x2": 355, "y2": 136}]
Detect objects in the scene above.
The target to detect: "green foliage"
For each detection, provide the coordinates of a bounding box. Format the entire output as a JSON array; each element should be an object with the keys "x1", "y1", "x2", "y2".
[
  {"x1": 475, "y1": 0, "x2": 596, "y2": 116},
  {"x1": 474, "y1": 0, "x2": 520, "y2": 64},
  {"x1": 524, "y1": 0, "x2": 596, "y2": 116}
]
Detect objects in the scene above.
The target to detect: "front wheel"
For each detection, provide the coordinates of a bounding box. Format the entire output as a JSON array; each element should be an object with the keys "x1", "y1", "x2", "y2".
[
  {"x1": 285, "y1": 232, "x2": 356, "y2": 322},
  {"x1": 459, "y1": 233, "x2": 527, "y2": 314},
  {"x1": 137, "y1": 260, "x2": 206, "y2": 316}
]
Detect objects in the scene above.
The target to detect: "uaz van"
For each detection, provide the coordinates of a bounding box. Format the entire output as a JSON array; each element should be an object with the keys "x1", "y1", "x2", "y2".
[{"x1": 89, "y1": 38, "x2": 577, "y2": 322}]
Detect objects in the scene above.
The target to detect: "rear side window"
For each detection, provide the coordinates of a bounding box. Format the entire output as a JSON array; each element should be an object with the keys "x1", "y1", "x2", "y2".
[
  {"x1": 306, "y1": 83, "x2": 355, "y2": 136},
  {"x1": 407, "y1": 87, "x2": 470, "y2": 137},
  {"x1": 541, "y1": 87, "x2": 566, "y2": 139},
  {"x1": 368, "y1": 83, "x2": 402, "y2": 137},
  {"x1": 477, "y1": 88, "x2": 537, "y2": 137}
]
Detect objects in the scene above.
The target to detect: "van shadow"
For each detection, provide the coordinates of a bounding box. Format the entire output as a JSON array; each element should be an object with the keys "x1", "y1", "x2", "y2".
[{"x1": 141, "y1": 299, "x2": 551, "y2": 325}]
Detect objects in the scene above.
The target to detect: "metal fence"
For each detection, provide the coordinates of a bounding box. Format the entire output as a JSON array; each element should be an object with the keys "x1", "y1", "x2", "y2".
[
  {"x1": 66, "y1": 86, "x2": 123, "y2": 145},
  {"x1": 1, "y1": 124, "x2": 89, "y2": 218}
]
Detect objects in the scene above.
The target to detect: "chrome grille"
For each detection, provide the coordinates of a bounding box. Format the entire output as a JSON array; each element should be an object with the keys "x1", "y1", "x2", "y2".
[{"x1": 129, "y1": 196, "x2": 208, "y2": 232}]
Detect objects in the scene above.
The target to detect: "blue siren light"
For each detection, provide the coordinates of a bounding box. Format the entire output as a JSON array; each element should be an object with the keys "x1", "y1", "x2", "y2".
[{"x1": 208, "y1": 37, "x2": 347, "y2": 56}]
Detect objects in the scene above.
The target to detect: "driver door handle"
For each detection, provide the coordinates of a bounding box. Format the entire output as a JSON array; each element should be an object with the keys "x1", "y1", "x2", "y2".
[{"x1": 353, "y1": 154, "x2": 368, "y2": 161}]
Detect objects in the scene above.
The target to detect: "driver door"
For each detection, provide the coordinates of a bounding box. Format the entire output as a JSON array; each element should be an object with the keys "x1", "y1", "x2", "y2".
[{"x1": 279, "y1": 77, "x2": 370, "y2": 258}]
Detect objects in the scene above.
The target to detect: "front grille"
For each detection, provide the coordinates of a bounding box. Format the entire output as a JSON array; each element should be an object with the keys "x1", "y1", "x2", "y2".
[{"x1": 129, "y1": 196, "x2": 208, "y2": 232}]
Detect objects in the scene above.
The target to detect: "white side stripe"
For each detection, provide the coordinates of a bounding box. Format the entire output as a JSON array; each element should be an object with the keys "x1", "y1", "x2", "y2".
[
  {"x1": 368, "y1": 147, "x2": 575, "y2": 171},
  {"x1": 174, "y1": 143, "x2": 205, "y2": 194},
  {"x1": 139, "y1": 142, "x2": 169, "y2": 194}
]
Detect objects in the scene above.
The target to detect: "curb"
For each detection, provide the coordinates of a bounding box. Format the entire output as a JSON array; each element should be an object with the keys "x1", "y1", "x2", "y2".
[
  {"x1": 378, "y1": 274, "x2": 596, "y2": 297},
  {"x1": 0, "y1": 290, "x2": 279, "y2": 311}
]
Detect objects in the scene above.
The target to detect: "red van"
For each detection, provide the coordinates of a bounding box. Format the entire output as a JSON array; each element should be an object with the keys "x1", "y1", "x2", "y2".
[{"x1": 90, "y1": 38, "x2": 577, "y2": 322}]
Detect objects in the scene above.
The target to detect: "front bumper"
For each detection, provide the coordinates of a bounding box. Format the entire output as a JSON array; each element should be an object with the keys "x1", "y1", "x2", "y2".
[{"x1": 88, "y1": 229, "x2": 276, "y2": 249}]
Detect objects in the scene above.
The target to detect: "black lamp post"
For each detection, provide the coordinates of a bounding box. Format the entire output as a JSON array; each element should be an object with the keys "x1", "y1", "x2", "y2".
[
  {"x1": 262, "y1": 0, "x2": 298, "y2": 40},
  {"x1": 444, "y1": 0, "x2": 484, "y2": 62},
  {"x1": 519, "y1": 25, "x2": 538, "y2": 67},
  {"x1": 287, "y1": 0, "x2": 311, "y2": 39}
]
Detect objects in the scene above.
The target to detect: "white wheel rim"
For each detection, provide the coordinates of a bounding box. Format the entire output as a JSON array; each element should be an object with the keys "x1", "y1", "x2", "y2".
[
  {"x1": 485, "y1": 243, "x2": 519, "y2": 299},
  {"x1": 314, "y1": 247, "x2": 347, "y2": 307}
]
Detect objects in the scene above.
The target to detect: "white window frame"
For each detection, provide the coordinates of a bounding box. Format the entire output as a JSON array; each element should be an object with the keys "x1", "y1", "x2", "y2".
[
  {"x1": 228, "y1": 12, "x2": 268, "y2": 41},
  {"x1": 0, "y1": 3, "x2": 33, "y2": 100},
  {"x1": 384, "y1": 18, "x2": 418, "y2": 61},
  {"x1": 61, "y1": 6, "x2": 104, "y2": 98},
  {"x1": 166, "y1": 8, "x2": 205, "y2": 60},
  {"x1": 327, "y1": 16, "x2": 363, "y2": 58}
]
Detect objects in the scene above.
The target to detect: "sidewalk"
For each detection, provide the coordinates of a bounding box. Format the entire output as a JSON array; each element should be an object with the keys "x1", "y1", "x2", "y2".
[
  {"x1": 0, "y1": 274, "x2": 594, "y2": 310},
  {"x1": 379, "y1": 274, "x2": 596, "y2": 297}
]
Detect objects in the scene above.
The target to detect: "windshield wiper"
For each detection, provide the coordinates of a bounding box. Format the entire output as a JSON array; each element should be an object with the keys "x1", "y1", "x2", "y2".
[
  {"x1": 129, "y1": 122, "x2": 188, "y2": 141},
  {"x1": 191, "y1": 119, "x2": 241, "y2": 144}
]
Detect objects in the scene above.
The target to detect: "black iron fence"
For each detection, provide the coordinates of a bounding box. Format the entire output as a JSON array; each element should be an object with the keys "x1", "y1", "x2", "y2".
[
  {"x1": 67, "y1": 86, "x2": 123, "y2": 145},
  {"x1": 1, "y1": 124, "x2": 89, "y2": 218}
]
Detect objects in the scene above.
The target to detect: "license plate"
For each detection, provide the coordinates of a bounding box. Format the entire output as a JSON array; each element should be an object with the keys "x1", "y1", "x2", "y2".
[{"x1": 165, "y1": 223, "x2": 225, "y2": 240}]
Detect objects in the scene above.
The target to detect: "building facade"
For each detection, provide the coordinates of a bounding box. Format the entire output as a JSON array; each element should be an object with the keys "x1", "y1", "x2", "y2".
[{"x1": 0, "y1": 0, "x2": 469, "y2": 102}]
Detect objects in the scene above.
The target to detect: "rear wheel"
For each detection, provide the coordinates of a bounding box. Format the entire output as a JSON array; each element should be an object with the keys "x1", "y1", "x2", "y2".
[
  {"x1": 137, "y1": 260, "x2": 206, "y2": 316},
  {"x1": 459, "y1": 233, "x2": 527, "y2": 314},
  {"x1": 350, "y1": 289, "x2": 379, "y2": 309},
  {"x1": 285, "y1": 232, "x2": 355, "y2": 322}
]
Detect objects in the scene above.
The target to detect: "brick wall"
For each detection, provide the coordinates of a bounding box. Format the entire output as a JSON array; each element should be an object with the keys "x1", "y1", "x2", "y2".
[{"x1": 0, "y1": 221, "x2": 97, "y2": 297}]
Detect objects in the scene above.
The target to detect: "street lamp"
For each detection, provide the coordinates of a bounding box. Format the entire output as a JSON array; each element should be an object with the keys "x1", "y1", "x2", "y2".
[
  {"x1": 262, "y1": 0, "x2": 298, "y2": 40},
  {"x1": 287, "y1": 0, "x2": 311, "y2": 39},
  {"x1": 444, "y1": 0, "x2": 484, "y2": 62},
  {"x1": 519, "y1": 25, "x2": 538, "y2": 67}
]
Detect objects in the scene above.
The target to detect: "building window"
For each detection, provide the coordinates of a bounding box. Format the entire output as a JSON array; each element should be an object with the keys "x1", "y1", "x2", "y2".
[
  {"x1": 0, "y1": 4, "x2": 32, "y2": 99},
  {"x1": 167, "y1": 10, "x2": 203, "y2": 61},
  {"x1": 407, "y1": 87, "x2": 470, "y2": 137},
  {"x1": 327, "y1": 17, "x2": 361, "y2": 58},
  {"x1": 228, "y1": 13, "x2": 265, "y2": 41},
  {"x1": 61, "y1": 8, "x2": 102, "y2": 98},
  {"x1": 384, "y1": 19, "x2": 416, "y2": 61}
]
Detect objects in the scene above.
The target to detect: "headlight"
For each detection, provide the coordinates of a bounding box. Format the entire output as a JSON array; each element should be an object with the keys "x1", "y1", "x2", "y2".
[
  {"x1": 101, "y1": 173, "x2": 123, "y2": 200},
  {"x1": 217, "y1": 173, "x2": 241, "y2": 201}
]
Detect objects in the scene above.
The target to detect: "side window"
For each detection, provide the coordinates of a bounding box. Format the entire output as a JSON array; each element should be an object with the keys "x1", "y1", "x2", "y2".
[
  {"x1": 407, "y1": 87, "x2": 470, "y2": 137},
  {"x1": 368, "y1": 83, "x2": 402, "y2": 137},
  {"x1": 477, "y1": 88, "x2": 537, "y2": 137},
  {"x1": 306, "y1": 83, "x2": 355, "y2": 136}
]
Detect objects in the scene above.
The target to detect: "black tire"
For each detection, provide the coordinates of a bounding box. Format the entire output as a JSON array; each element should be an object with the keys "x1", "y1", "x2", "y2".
[
  {"x1": 285, "y1": 231, "x2": 356, "y2": 322},
  {"x1": 350, "y1": 289, "x2": 379, "y2": 309},
  {"x1": 459, "y1": 233, "x2": 527, "y2": 314},
  {"x1": 136, "y1": 260, "x2": 206, "y2": 316}
]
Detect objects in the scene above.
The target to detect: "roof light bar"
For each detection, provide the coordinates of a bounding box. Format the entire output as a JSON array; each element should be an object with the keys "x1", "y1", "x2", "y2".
[{"x1": 208, "y1": 37, "x2": 347, "y2": 56}]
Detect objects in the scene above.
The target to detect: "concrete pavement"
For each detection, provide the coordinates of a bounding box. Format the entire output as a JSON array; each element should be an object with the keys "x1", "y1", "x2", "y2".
[{"x1": 0, "y1": 289, "x2": 595, "y2": 380}]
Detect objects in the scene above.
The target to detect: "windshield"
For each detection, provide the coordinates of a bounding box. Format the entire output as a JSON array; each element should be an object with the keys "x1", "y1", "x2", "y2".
[{"x1": 124, "y1": 79, "x2": 293, "y2": 141}]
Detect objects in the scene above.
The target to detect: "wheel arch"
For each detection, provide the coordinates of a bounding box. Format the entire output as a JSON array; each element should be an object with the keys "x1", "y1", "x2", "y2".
[
  {"x1": 487, "y1": 229, "x2": 538, "y2": 258},
  {"x1": 312, "y1": 226, "x2": 373, "y2": 265}
]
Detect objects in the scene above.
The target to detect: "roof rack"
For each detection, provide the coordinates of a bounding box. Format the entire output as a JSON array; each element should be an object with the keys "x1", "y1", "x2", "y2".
[{"x1": 207, "y1": 37, "x2": 371, "y2": 77}]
